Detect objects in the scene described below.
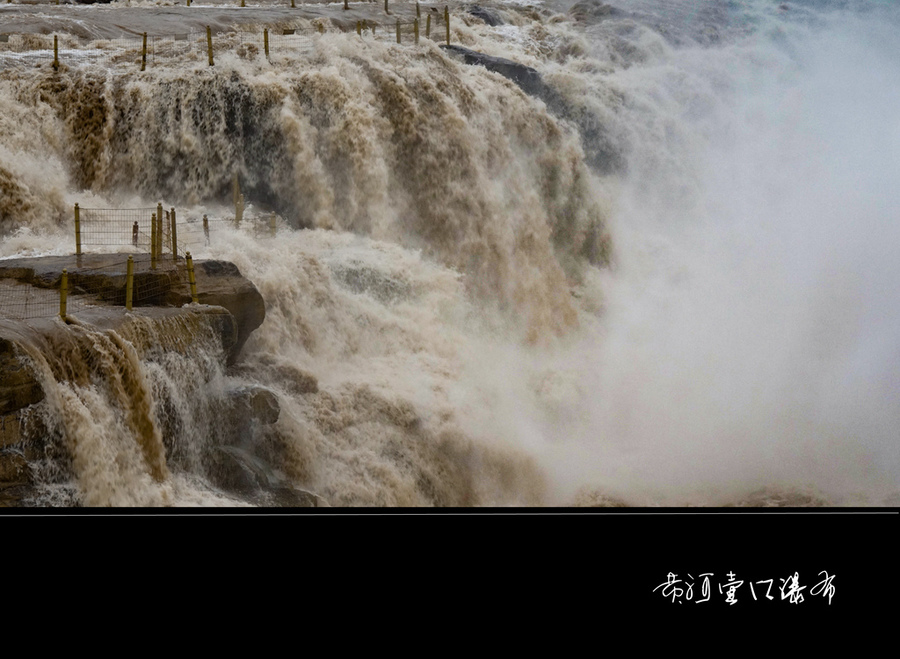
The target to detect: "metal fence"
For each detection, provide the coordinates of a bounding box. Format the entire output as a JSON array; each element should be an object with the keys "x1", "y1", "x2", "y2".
[
  {"x1": 0, "y1": 5, "x2": 452, "y2": 71},
  {"x1": 0, "y1": 201, "x2": 284, "y2": 322}
]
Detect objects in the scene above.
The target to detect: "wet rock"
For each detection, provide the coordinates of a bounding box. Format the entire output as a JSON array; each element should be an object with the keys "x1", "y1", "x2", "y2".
[
  {"x1": 329, "y1": 261, "x2": 413, "y2": 305},
  {"x1": 439, "y1": 45, "x2": 623, "y2": 173},
  {"x1": 440, "y1": 44, "x2": 548, "y2": 98},
  {"x1": 468, "y1": 5, "x2": 504, "y2": 26},
  {"x1": 0, "y1": 339, "x2": 44, "y2": 415},
  {"x1": 230, "y1": 358, "x2": 319, "y2": 396},
  {"x1": 227, "y1": 385, "x2": 280, "y2": 427},
  {"x1": 216, "y1": 444, "x2": 322, "y2": 507},
  {"x1": 568, "y1": 0, "x2": 625, "y2": 24},
  {"x1": 0, "y1": 256, "x2": 264, "y2": 356},
  {"x1": 167, "y1": 259, "x2": 265, "y2": 364}
]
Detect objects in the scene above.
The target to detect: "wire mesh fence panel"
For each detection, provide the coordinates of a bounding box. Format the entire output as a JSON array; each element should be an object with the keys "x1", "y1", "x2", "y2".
[
  {"x1": 0, "y1": 33, "x2": 55, "y2": 70},
  {"x1": 65, "y1": 255, "x2": 178, "y2": 315},
  {"x1": 67, "y1": 256, "x2": 133, "y2": 311},
  {"x1": 82, "y1": 37, "x2": 146, "y2": 70},
  {"x1": 177, "y1": 216, "x2": 216, "y2": 253},
  {"x1": 0, "y1": 279, "x2": 60, "y2": 321},
  {"x1": 78, "y1": 208, "x2": 158, "y2": 252},
  {"x1": 148, "y1": 34, "x2": 197, "y2": 65},
  {"x1": 267, "y1": 31, "x2": 318, "y2": 60}
]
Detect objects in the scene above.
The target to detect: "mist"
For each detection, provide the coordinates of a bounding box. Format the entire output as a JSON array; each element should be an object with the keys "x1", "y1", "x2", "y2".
[{"x1": 476, "y1": 0, "x2": 900, "y2": 505}]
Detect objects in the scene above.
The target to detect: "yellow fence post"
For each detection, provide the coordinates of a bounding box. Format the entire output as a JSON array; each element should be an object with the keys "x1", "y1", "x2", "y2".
[
  {"x1": 384, "y1": 0, "x2": 389, "y2": 15},
  {"x1": 291, "y1": 0, "x2": 295, "y2": 7},
  {"x1": 396, "y1": 19, "x2": 401, "y2": 44},
  {"x1": 203, "y1": 214, "x2": 209, "y2": 244},
  {"x1": 414, "y1": 18, "x2": 419, "y2": 44},
  {"x1": 52, "y1": 35, "x2": 59, "y2": 71},
  {"x1": 357, "y1": 21, "x2": 361, "y2": 36},
  {"x1": 186, "y1": 252, "x2": 199, "y2": 304},
  {"x1": 343, "y1": 0, "x2": 348, "y2": 9},
  {"x1": 74, "y1": 203, "x2": 81, "y2": 256},
  {"x1": 59, "y1": 269, "x2": 67, "y2": 320},
  {"x1": 170, "y1": 208, "x2": 178, "y2": 261},
  {"x1": 416, "y1": 2, "x2": 420, "y2": 18},
  {"x1": 207, "y1": 26, "x2": 214, "y2": 66},
  {"x1": 157, "y1": 203, "x2": 164, "y2": 257},
  {"x1": 426, "y1": 13, "x2": 431, "y2": 38},
  {"x1": 126, "y1": 255, "x2": 134, "y2": 311},
  {"x1": 445, "y1": 6, "x2": 450, "y2": 46},
  {"x1": 141, "y1": 32, "x2": 147, "y2": 71},
  {"x1": 187, "y1": 0, "x2": 191, "y2": 6},
  {"x1": 151, "y1": 213, "x2": 157, "y2": 270},
  {"x1": 264, "y1": 28, "x2": 269, "y2": 58},
  {"x1": 241, "y1": 0, "x2": 245, "y2": 7}
]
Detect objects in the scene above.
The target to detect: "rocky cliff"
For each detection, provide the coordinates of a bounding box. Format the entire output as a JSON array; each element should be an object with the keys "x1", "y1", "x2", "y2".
[{"x1": 0, "y1": 254, "x2": 274, "y2": 506}]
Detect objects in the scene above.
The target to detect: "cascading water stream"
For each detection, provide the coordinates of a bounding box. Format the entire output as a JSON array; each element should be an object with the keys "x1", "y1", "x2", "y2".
[{"x1": 1, "y1": 0, "x2": 897, "y2": 506}]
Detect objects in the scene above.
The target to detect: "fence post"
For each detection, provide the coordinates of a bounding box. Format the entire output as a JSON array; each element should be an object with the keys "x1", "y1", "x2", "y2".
[
  {"x1": 151, "y1": 213, "x2": 157, "y2": 270},
  {"x1": 416, "y1": 2, "x2": 420, "y2": 18},
  {"x1": 59, "y1": 269, "x2": 67, "y2": 320},
  {"x1": 264, "y1": 28, "x2": 269, "y2": 58},
  {"x1": 291, "y1": 0, "x2": 295, "y2": 7},
  {"x1": 203, "y1": 214, "x2": 209, "y2": 244},
  {"x1": 207, "y1": 26, "x2": 214, "y2": 66},
  {"x1": 396, "y1": 19, "x2": 401, "y2": 44},
  {"x1": 343, "y1": 0, "x2": 348, "y2": 9},
  {"x1": 53, "y1": 35, "x2": 58, "y2": 71},
  {"x1": 170, "y1": 208, "x2": 178, "y2": 261},
  {"x1": 426, "y1": 13, "x2": 431, "y2": 38},
  {"x1": 445, "y1": 6, "x2": 450, "y2": 46},
  {"x1": 384, "y1": 0, "x2": 388, "y2": 15},
  {"x1": 186, "y1": 252, "x2": 198, "y2": 304},
  {"x1": 141, "y1": 33, "x2": 147, "y2": 71},
  {"x1": 74, "y1": 204, "x2": 81, "y2": 256},
  {"x1": 187, "y1": 0, "x2": 190, "y2": 5},
  {"x1": 126, "y1": 255, "x2": 134, "y2": 311},
  {"x1": 356, "y1": 21, "x2": 361, "y2": 36},
  {"x1": 241, "y1": 0, "x2": 245, "y2": 7},
  {"x1": 157, "y1": 203, "x2": 164, "y2": 257},
  {"x1": 414, "y1": 18, "x2": 419, "y2": 45}
]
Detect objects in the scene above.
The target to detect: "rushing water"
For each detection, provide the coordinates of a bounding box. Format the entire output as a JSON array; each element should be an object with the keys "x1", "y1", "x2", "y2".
[{"x1": 1, "y1": 0, "x2": 898, "y2": 506}]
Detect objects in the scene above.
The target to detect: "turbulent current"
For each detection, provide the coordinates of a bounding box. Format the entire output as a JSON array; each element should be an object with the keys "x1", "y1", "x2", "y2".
[{"x1": 1, "y1": 0, "x2": 898, "y2": 506}]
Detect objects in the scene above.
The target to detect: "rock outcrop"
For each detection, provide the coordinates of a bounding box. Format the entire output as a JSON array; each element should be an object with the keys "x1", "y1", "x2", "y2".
[
  {"x1": 0, "y1": 253, "x2": 268, "y2": 506},
  {"x1": 439, "y1": 44, "x2": 624, "y2": 173},
  {"x1": 0, "y1": 254, "x2": 265, "y2": 364},
  {"x1": 441, "y1": 44, "x2": 548, "y2": 98},
  {"x1": 166, "y1": 259, "x2": 266, "y2": 364}
]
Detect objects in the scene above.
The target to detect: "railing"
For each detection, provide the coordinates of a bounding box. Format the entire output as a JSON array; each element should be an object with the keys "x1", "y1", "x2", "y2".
[
  {"x1": 0, "y1": 4, "x2": 453, "y2": 71},
  {"x1": 0, "y1": 198, "x2": 282, "y2": 322}
]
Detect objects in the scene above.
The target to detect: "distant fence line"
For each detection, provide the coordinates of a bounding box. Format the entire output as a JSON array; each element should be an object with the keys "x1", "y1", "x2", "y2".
[
  {"x1": 0, "y1": 4, "x2": 452, "y2": 71},
  {"x1": 3, "y1": 0, "x2": 423, "y2": 7}
]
